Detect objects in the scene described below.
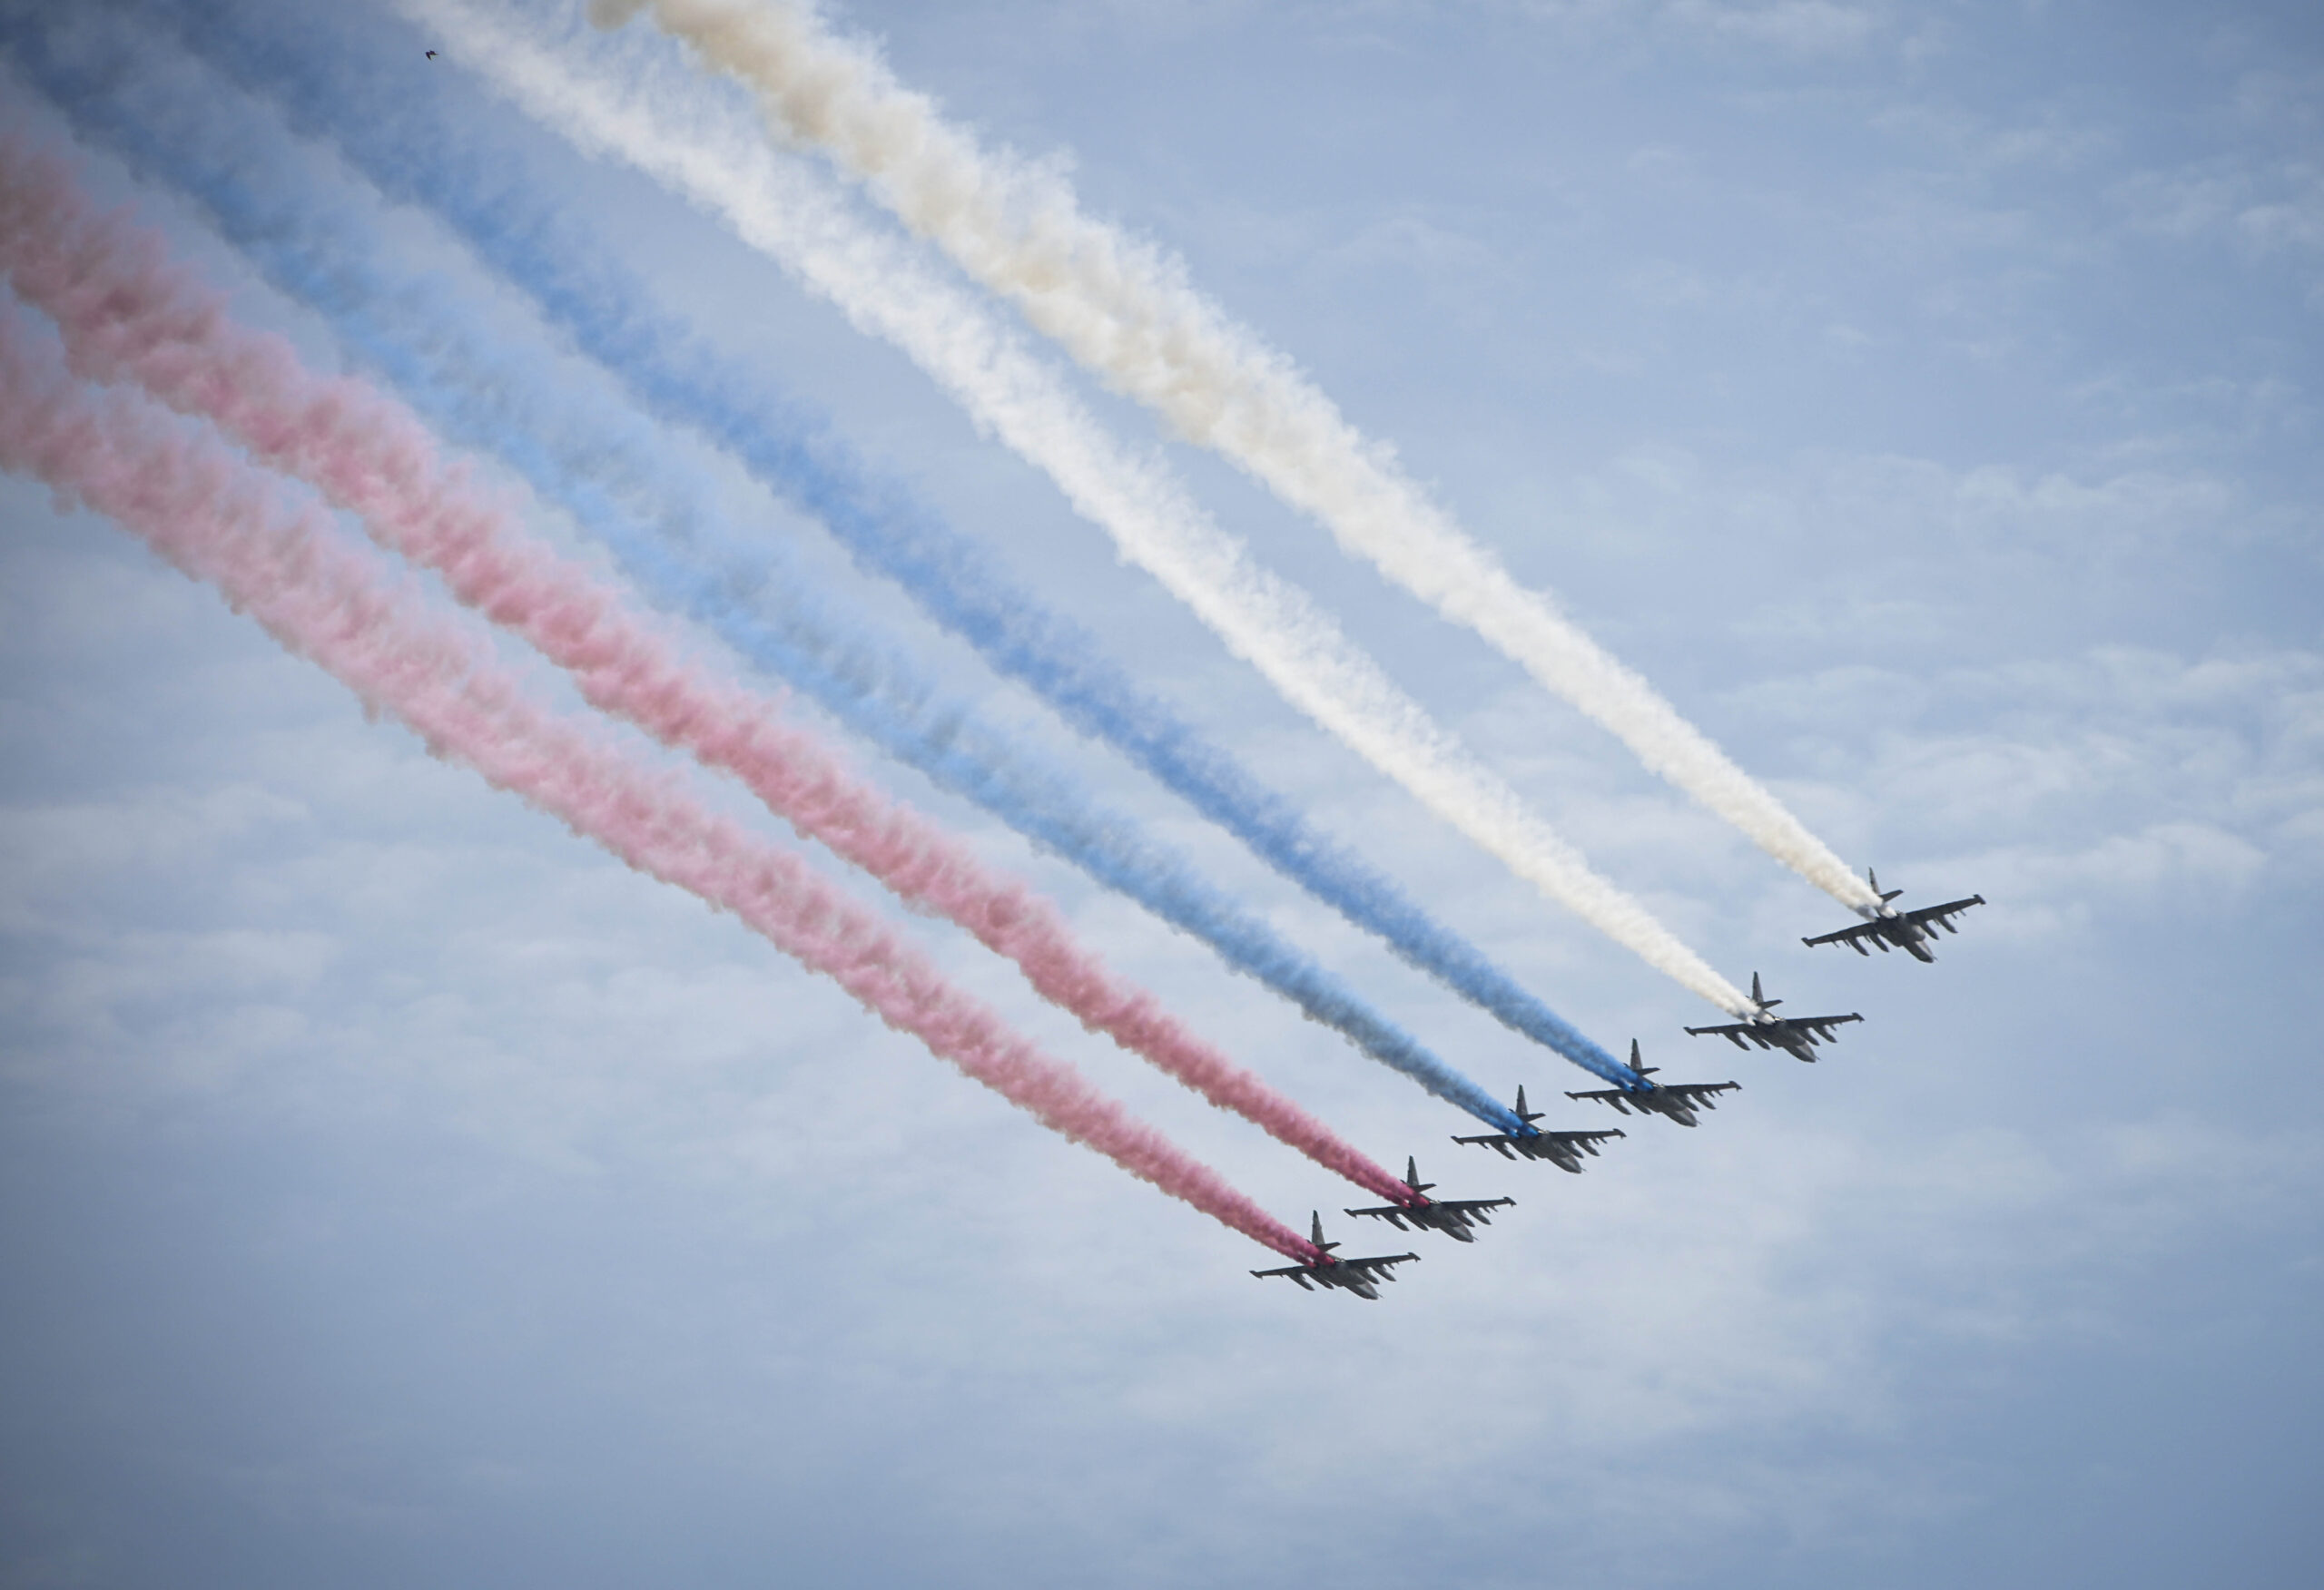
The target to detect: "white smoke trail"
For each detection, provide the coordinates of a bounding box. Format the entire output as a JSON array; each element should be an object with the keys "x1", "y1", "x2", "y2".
[
  {"x1": 406, "y1": 0, "x2": 1754, "y2": 1014},
  {"x1": 606, "y1": 0, "x2": 1881, "y2": 915}
]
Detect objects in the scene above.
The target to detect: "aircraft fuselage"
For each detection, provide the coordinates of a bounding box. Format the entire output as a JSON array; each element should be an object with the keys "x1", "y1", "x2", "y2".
[
  {"x1": 1592, "y1": 1087, "x2": 1701, "y2": 1126},
  {"x1": 1512, "y1": 1139, "x2": 1590, "y2": 1172},
  {"x1": 1351, "y1": 1201, "x2": 1466, "y2": 1241},
  {"x1": 1453, "y1": 1127, "x2": 1619, "y2": 1171},
  {"x1": 1403, "y1": 1205, "x2": 1479, "y2": 1242},
  {"x1": 1275, "y1": 1262, "x2": 1374, "y2": 1297},
  {"x1": 1855, "y1": 907, "x2": 1939, "y2": 960},
  {"x1": 1750, "y1": 1016, "x2": 1824, "y2": 1061}
]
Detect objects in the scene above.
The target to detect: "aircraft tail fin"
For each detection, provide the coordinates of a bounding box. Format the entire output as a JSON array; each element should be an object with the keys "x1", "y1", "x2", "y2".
[
  {"x1": 1628, "y1": 1038, "x2": 1659, "y2": 1078},
  {"x1": 1869, "y1": 867, "x2": 1904, "y2": 903},
  {"x1": 1513, "y1": 1085, "x2": 1542, "y2": 1124},
  {"x1": 1751, "y1": 971, "x2": 1780, "y2": 1009}
]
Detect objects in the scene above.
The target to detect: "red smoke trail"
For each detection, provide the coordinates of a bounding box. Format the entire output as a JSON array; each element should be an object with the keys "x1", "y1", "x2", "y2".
[
  {"x1": 0, "y1": 291, "x2": 1320, "y2": 1263},
  {"x1": 0, "y1": 135, "x2": 1413, "y2": 1208}
]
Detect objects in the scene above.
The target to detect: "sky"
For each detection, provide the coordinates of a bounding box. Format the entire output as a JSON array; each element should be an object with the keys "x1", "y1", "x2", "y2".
[{"x1": 1, "y1": 1, "x2": 2319, "y2": 1586}]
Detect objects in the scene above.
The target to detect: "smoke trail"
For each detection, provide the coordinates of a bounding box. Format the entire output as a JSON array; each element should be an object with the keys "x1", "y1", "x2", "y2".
[
  {"x1": 0, "y1": 292, "x2": 1320, "y2": 1263},
  {"x1": 0, "y1": 132, "x2": 1425, "y2": 1207},
  {"x1": 0, "y1": 9, "x2": 1551, "y2": 1120},
  {"x1": 608, "y1": 0, "x2": 1882, "y2": 917},
  {"x1": 141, "y1": 0, "x2": 1640, "y2": 1086},
  {"x1": 402, "y1": 0, "x2": 1757, "y2": 1017}
]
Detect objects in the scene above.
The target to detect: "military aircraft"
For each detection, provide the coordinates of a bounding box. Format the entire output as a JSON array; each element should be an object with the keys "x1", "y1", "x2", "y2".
[
  {"x1": 1344, "y1": 1157, "x2": 1514, "y2": 1242},
  {"x1": 1566, "y1": 1041, "x2": 1738, "y2": 1127},
  {"x1": 1450, "y1": 1086, "x2": 1627, "y2": 1171},
  {"x1": 1250, "y1": 1212, "x2": 1420, "y2": 1299},
  {"x1": 1805, "y1": 869, "x2": 1986, "y2": 963},
  {"x1": 1683, "y1": 973, "x2": 1863, "y2": 1063}
]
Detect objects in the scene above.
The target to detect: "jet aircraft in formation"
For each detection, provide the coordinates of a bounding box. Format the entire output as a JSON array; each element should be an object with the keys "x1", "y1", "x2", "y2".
[
  {"x1": 1805, "y1": 870, "x2": 1986, "y2": 963},
  {"x1": 1683, "y1": 972, "x2": 1862, "y2": 1063},
  {"x1": 1251, "y1": 1212, "x2": 1420, "y2": 1299},
  {"x1": 1566, "y1": 1043, "x2": 1739, "y2": 1127},
  {"x1": 1344, "y1": 1157, "x2": 1515, "y2": 1242},
  {"x1": 1450, "y1": 1087, "x2": 1626, "y2": 1170},
  {"x1": 1257, "y1": 874, "x2": 1985, "y2": 1297}
]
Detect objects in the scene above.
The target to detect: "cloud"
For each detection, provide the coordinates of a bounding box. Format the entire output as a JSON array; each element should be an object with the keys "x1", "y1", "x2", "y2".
[
  {"x1": 5, "y1": 4, "x2": 2319, "y2": 1585},
  {"x1": 0, "y1": 784, "x2": 312, "y2": 928},
  {"x1": 1957, "y1": 822, "x2": 2269, "y2": 942},
  {"x1": 1718, "y1": 645, "x2": 2324, "y2": 914},
  {"x1": 1659, "y1": 0, "x2": 1885, "y2": 55},
  {"x1": 2113, "y1": 154, "x2": 2324, "y2": 279}
]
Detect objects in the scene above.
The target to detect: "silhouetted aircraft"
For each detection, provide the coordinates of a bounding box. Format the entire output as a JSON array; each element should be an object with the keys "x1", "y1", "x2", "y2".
[
  {"x1": 1566, "y1": 1042, "x2": 1738, "y2": 1127},
  {"x1": 1451, "y1": 1086, "x2": 1626, "y2": 1170},
  {"x1": 1805, "y1": 869, "x2": 1984, "y2": 963},
  {"x1": 1251, "y1": 1212, "x2": 1420, "y2": 1300},
  {"x1": 1684, "y1": 973, "x2": 1863, "y2": 1062},
  {"x1": 1344, "y1": 1157, "x2": 1513, "y2": 1242}
]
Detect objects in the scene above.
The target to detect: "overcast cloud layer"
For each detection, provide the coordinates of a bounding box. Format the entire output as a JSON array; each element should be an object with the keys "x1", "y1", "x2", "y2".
[{"x1": 2, "y1": 2, "x2": 2319, "y2": 1586}]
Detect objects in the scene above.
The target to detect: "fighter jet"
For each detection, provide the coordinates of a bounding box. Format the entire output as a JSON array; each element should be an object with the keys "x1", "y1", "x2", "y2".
[
  {"x1": 1250, "y1": 1212, "x2": 1420, "y2": 1300},
  {"x1": 1565, "y1": 1041, "x2": 1738, "y2": 1127},
  {"x1": 1805, "y1": 869, "x2": 1986, "y2": 963},
  {"x1": 1683, "y1": 973, "x2": 1863, "y2": 1063},
  {"x1": 1344, "y1": 1157, "x2": 1514, "y2": 1242},
  {"x1": 1450, "y1": 1086, "x2": 1627, "y2": 1171}
]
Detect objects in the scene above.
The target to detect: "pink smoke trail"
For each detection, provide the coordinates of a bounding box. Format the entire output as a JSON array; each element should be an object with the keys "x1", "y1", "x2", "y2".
[
  {"x1": 0, "y1": 133, "x2": 1413, "y2": 1208},
  {"x1": 0, "y1": 290, "x2": 1319, "y2": 1264}
]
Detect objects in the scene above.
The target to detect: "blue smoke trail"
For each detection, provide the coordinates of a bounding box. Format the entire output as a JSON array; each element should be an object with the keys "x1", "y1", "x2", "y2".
[
  {"x1": 147, "y1": 0, "x2": 1642, "y2": 1095},
  {"x1": 5, "y1": 0, "x2": 1555, "y2": 1125}
]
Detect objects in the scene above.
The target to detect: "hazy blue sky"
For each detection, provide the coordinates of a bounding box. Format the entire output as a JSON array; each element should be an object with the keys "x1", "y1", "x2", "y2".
[{"x1": 3, "y1": 2, "x2": 2319, "y2": 1585}]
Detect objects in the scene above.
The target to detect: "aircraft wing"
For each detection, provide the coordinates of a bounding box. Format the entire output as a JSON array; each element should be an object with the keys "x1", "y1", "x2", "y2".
[
  {"x1": 1903, "y1": 895, "x2": 1985, "y2": 933},
  {"x1": 1451, "y1": 1129, "x2": 1528, "y2": 1156},
  {"x1": 1250, "y1": 1262, "x2": 1319, "y2": 1288},
  {"x1": 1661, "y1": 1081, "x2": 1739, "y2": 1108},
  {"x1": 1688, "y1": 1015, "x2": 1859, "y2": 1046},
  {"x1": 1564, "y1": 1086, "x2": 1642, "y2": 1113},
  {"x1": 1339, "y1": 1251, "x2": 1420, "y2": 1280},
  {"x1": 1802, "y1": 918, "x2": 1887, "y2": 953},
  {"x1": 1433, "y1": 1196, "x2": 1514, "y2": 1217}
]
